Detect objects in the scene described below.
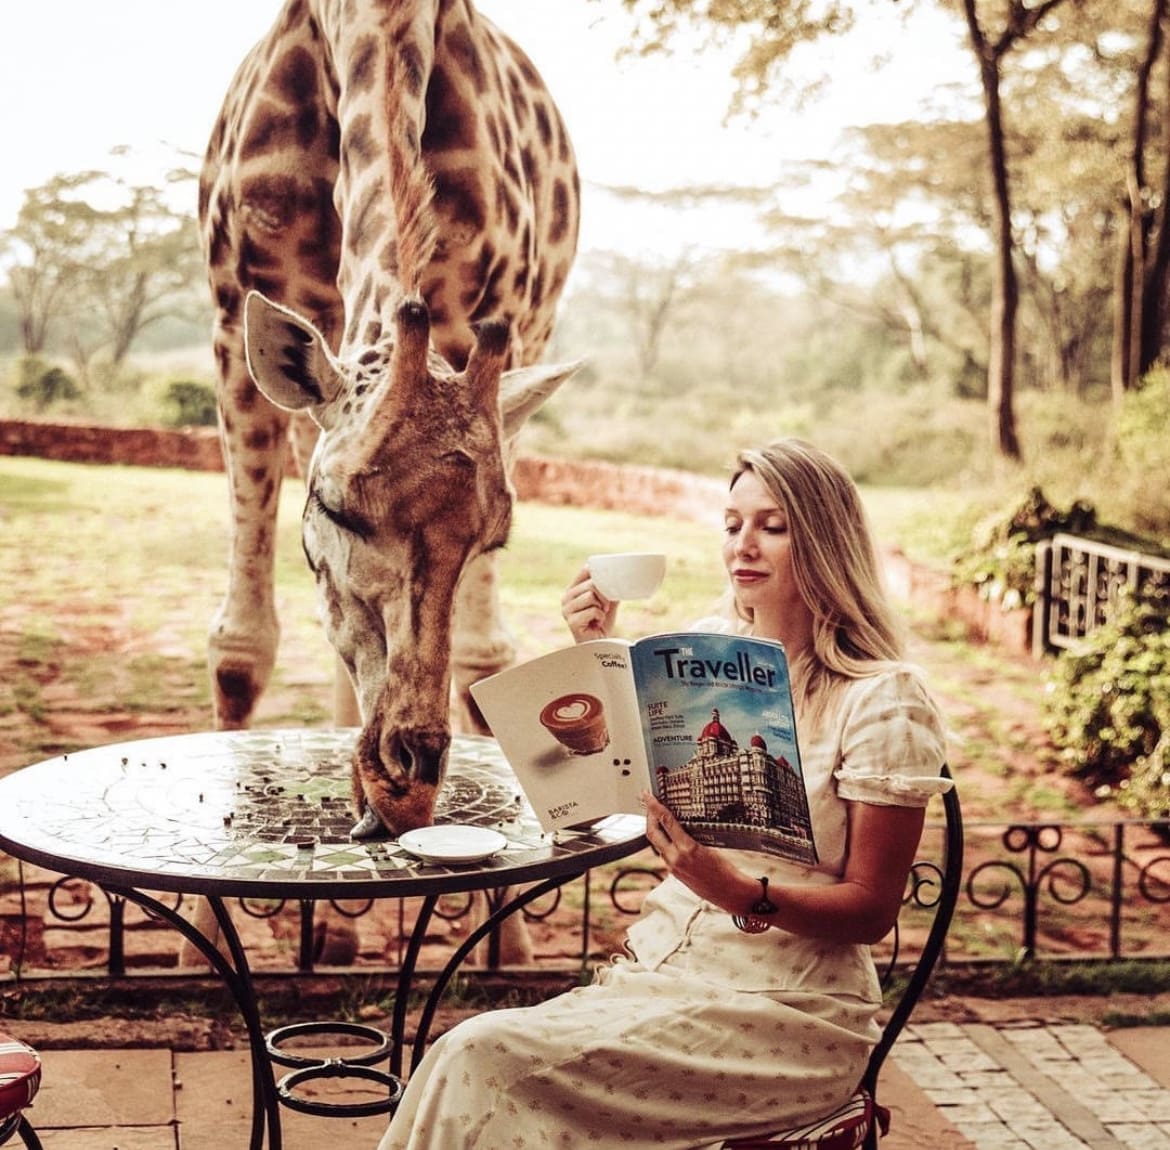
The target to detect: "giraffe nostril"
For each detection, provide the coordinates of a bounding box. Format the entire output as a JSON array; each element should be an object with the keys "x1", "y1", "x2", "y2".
[{"x1": 380, "y1": 730, "x2": 450, "y2": 790}]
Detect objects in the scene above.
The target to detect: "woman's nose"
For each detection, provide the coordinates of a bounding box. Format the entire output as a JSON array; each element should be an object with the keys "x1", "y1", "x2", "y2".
[{"x1": 735, "y1": 527, "x2": 758, "y2": 556}]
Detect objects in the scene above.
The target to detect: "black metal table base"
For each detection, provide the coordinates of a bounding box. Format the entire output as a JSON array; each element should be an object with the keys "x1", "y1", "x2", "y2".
[
  {"x1": 266, "y1": 1021, "x2": 403, "y2": 1117},
  {"x1": 0, "y1": 732, "x2": 649, "y2": 1150}
]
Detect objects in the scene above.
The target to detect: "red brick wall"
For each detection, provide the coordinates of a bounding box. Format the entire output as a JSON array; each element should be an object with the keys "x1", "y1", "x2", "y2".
[
  {"x1": 0, "y1": 419, "x2": 724, "y2": 525},
  {"x1": 0, "y1": 419, "x2": 230, "y2": 472}
]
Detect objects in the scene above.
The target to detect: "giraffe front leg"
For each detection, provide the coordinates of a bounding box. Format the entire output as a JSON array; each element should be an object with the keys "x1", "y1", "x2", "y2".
[
  {"x1": 208, "y1": 581, "x2": 280, "y2": 730},
  {"x1": 450, "y1": 550, "x2": 516, "y2": 735},
  {"x1": 208, "y1": 404, "x2": 290, "y2": 730}
]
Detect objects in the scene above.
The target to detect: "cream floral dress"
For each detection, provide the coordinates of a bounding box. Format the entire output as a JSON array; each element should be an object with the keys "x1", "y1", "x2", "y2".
[{"x1": 378, "y1": 666, "x2": 949, "y2": 1150}]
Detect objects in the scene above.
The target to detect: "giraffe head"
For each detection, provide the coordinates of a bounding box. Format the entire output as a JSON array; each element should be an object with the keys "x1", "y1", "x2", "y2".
[{"x1": 243, "y1": 289, "x2": 577, "y2": 837}]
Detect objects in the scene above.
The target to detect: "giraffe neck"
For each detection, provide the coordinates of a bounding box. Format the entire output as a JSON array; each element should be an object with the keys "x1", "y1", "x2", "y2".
[{"x1": 312, "y1": 1, "x2": 440, "y2": 351}]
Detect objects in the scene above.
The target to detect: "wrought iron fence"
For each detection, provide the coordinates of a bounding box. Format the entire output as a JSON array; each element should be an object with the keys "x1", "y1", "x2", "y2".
[
  {"x1": 1033, "y1": 532, "x2": 1170, "y2": 655},
  {"x1": 4, "y1": 813, "x2": 1170, "y2": 982}
]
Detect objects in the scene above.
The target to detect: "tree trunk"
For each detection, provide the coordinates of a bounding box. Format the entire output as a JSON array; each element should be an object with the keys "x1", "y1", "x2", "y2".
[
  {"x1": 1140, "y1": 5, "x2": 1170, "y2": 378},
  {"x1": 973, "y1": 25, "x2": 1022, "y2": 460},
  {"x1": 1113, "y1": 0, "x2": 1167, "y2": 400},
  {"x1": 1111, "y1": 204, "x2": 1136, "y2": 405}
]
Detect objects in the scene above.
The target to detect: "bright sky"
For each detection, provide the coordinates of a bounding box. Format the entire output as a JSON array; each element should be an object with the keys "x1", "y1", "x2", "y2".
[{"x1": 0, "y1": 0, "x2": 971, "y2": 260}]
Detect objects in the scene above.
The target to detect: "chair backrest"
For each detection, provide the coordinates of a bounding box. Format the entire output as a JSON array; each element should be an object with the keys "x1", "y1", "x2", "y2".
[{"x1": 861, "y1": 763, "x2": 963, "y2": 1098}]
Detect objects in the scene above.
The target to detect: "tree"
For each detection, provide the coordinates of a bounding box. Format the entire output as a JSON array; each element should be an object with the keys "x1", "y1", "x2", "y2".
[
  {"x1": 612, "y1": 0, "x2": 1085, "y2": 461},
  {"x1": 574, "y1": 246, "x2": 706, "y2": 381},
  {"x1": 1, "y1": 160, "x2": 202, "y2": 378},
  {"x1": 959, "y1": 0, "x2": 1076, "y2": 460},
  {"x1": 69, "y1": 179, "x2": 203, "y2": 370},
  {"x1": 1113, "y1": 0, "x2": 1170, "y2": 399},
  {"x1": 0, "y1": 172, "x2": 100, "y2": 354},
  {"x1": 752, "y1": 116, "x2": 996, "y2": 393}
]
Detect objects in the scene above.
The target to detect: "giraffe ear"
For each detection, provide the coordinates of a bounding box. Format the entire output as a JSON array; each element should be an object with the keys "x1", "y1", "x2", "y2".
[
  {"x1": 498, "y1": 360, "x2": 583, "y2": 439},
  {"x1": 244, "y1": 291, "x2": 344, "y2": 421}
]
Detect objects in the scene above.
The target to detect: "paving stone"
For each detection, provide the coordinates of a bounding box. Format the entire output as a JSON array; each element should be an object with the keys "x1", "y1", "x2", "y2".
[
  {"x1": 174, "y1": 1047, "x2": 390, "y2": 1150},
  {"x1": 952, "y1": 1123, "x2": 1040, "y2": 1148},
  {"x1": 986, "y1": 1093, "x2": 1054, "y2": 1123},
  {"x1": 19, "y1": 1023, "x2": 1170, "y2": 1148},
  {"x1": 30, "y1": 1048, "x2": 174, "y2": 1127},
  {"x1": 1107, "y1": 1125, "x2": 1170, "y2": 1150},
  {"x1": 36, "y1": 1128, "x2": 178, "y2": 1149}
]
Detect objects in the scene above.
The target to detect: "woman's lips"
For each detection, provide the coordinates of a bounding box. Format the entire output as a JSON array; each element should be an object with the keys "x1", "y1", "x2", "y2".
[{"x1": 732, "y1": 568, "x2": 768, "y2": 585}]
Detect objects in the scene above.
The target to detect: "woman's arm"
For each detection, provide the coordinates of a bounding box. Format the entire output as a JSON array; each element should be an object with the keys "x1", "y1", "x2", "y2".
[{"x1": 642, "y1": 791, "x2": 925, "y2": 946}]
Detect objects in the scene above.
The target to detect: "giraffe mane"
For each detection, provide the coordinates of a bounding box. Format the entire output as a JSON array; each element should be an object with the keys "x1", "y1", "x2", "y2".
[{"x1": 387, "y1": 121, "x2": 439, "y2": 295}]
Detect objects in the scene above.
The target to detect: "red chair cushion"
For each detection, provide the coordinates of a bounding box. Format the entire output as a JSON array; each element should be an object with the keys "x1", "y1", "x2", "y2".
[
  {"x1": 721, "y1": 1090, "x2": 890, "y2": 1150},
  {"x1": 0, "y1": 1031, "x2": 41, "y2": 1119}
]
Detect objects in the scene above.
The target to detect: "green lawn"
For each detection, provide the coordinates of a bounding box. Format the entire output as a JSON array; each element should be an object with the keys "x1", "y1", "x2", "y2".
[
  {"x1": 0, "y1": 456, "x2": 739, "y2": 766},
  {"x1": 0, "y1": 454, "x2": 955, "y2": 773}
]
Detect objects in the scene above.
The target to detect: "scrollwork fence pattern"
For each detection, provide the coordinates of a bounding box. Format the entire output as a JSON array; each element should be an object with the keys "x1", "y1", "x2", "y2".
[{"x1": 4, "y1": 815, "x2": 1170, "y2": 979}]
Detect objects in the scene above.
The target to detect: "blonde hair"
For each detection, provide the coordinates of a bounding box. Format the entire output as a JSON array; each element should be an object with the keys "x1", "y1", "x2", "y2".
[{"x1": 724, "y1": 438, "x2": 905, "y2": 726}]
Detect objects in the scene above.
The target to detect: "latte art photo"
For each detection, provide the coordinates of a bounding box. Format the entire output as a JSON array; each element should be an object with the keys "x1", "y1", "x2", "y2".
[{"x1": 539, "y1": 692, "x2": 610, "y2": 755}]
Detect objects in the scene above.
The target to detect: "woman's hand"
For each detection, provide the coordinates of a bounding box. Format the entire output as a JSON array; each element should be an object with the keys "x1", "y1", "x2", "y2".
[
  {"x1": 561, "y1": 564, "x2": 619, "y2": 643},
  {"x1": 641, "y1": 791, "x2": 755, "y2": 912}
]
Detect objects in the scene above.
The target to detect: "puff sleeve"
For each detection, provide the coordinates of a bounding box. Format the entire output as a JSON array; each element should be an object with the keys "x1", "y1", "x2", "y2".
[{"x1": 832, "y1": 668, "x2": 950, "y2": 807}]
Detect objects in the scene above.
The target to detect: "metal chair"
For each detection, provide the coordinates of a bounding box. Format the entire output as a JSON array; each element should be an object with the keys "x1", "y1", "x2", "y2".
[
  {"x1": 0, "y1": 1030, "x2": 43, "y2": 1150},
  {"x1": 720, "y1": 765, "x2": 964, "y2": 1150}
]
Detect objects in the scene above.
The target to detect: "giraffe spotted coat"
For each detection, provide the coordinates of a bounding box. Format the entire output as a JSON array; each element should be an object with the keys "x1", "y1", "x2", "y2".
[{"x1": 198, "y1": 0, "x2": 580, "y2": 839}]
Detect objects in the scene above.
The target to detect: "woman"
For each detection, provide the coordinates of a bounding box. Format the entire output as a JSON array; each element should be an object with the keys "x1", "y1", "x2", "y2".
[{"x1": 378, "y1": 437, "x2": 950, "y2": 1149}]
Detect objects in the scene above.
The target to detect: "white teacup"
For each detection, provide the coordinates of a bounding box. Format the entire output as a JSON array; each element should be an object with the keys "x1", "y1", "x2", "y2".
[{"x1": 587, "y1": 552, "x2": 666, "y2": 600}]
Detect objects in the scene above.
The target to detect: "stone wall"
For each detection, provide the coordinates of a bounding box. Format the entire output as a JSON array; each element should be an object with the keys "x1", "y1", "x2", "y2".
[
  {"x1": 884, "y1": 547, "x2": 1033, "y2": 655},
  {"x1": 0, "y1": 418, "x2": 724, "y2": 526},
  {"x1": 0, "y1": 418, "x2": 231, "y2": 472}
]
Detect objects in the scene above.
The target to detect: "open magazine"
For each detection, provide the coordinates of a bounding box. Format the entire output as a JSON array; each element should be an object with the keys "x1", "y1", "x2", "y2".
[{"x1": 470, "y1": 631, "x2": 817, "y2": 864}]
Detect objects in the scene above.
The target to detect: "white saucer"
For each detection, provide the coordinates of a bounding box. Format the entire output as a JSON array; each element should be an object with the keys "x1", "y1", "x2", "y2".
[{"x1": 397, "y1": 825, "x2": 508, "y2": 864}]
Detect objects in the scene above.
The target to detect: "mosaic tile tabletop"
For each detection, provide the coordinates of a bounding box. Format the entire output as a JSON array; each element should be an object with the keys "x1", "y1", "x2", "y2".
[{"x1": 0, "y1": 730, "x2": 647, "y2": 898}]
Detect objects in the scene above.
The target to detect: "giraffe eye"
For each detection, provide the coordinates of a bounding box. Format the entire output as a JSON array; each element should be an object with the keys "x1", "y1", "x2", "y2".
[
  {"x1": 439, "y1": 449, "x2": 476, "y2": 474},
  {"x1": 311, "y1": 490, "x2": 373, "y2": 540}
]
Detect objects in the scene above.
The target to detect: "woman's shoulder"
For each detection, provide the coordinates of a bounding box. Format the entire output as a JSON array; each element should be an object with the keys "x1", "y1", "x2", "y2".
[
  {"x1": 833, "y1": 662, "x2": 949, "y2": 791},
  {"x1": 842, "y1": 662, "x2": 938, "y2": 709}
]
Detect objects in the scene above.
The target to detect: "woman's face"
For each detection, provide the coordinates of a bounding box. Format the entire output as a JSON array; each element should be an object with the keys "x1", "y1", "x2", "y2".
[{"x1": 722, "y1": 469, "x2": 809, "y2": 632}]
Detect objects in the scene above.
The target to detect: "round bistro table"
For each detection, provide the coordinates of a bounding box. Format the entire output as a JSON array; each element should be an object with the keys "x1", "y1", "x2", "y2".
[{"x1": 0, "y1": 729, "x2": 648, "y2": 1149}]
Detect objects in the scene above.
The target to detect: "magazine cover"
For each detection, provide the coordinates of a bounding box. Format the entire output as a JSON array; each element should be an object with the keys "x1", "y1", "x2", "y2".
[
  {"x1": 631, "y1": 634, "x2": 816, "y2": 863},
  {"x1": 469, "y1": 640, "x2": 650, "y2": 831}
]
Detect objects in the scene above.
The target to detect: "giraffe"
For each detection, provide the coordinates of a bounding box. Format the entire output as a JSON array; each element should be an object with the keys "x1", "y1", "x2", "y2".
[{"x1": 198, "y1": 0, "x2": 580, "y2": 847}]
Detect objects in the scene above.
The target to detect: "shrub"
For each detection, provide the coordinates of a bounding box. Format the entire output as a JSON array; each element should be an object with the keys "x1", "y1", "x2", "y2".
[
  {"x1": 951, "y1": 487, "x2": 1097, "y2": 608},
  {"x1": 12, "y1": 355, "x2": 80, "y2": 411},
  {"x1": 1044, "y1": 588, "x2": 1170, "y2": 818},
  {"x1": 160, "y1": 379, "x2": 218, "y2": 427},
  {"x1": 1114, "y1": 368, "x2": 1170, "y2": 541}
]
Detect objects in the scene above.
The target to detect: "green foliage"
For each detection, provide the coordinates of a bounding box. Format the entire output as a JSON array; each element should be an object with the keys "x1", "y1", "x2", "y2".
[
  {"x1": 1044, "y1": 589, "x2": 1170, "y2": 818},
  {"x1": 1114, "y1": 730, "x2": 1170, "y2": 824},
  {"x1": 952, "y1": 487, "x2": 1098, "y2": 609},
  {"x1": 160, "y1": 379, "x2": 217, "y2": 427},
  {"x1": 12, "y1": 354, "x2": 80, "y2": 410},
  {"x1": 1114, "y1": 369, "x2": 1170, "y2": 539}
]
